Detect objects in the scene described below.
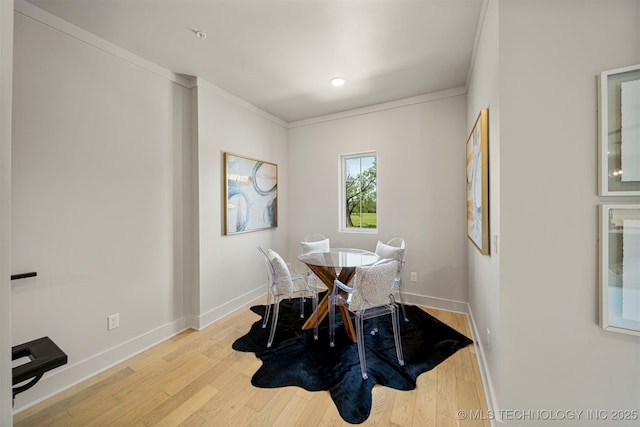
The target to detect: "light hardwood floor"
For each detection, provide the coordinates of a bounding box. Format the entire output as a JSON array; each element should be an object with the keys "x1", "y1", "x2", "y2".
[{"x1": 14, "y1": 298, "x2": 490, "y2": 427}]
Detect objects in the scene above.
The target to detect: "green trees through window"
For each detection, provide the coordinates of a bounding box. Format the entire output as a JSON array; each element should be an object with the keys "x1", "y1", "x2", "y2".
[{"x1": 344, "y1": 154, "x2": 377, "y2": 230}]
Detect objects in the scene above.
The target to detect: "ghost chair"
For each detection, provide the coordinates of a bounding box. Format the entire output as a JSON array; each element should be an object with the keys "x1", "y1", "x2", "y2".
[
  {"x1": 257, "y1": 247, "x2": 319, "y2": 348},
  {"x1": 375, "y1": 238, "x2": 409, "y2": 321},
  {"x1": 329, "y1": 258, "x2": 405, "y2": 380},
  {"x1": 300, "y1": 233, "x2": 330, "y2": 291}
]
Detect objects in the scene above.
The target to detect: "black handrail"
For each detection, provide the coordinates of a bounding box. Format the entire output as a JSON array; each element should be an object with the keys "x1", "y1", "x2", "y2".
[{"x1": 11, "y1": 272, "x2": 37, "y2": 281}]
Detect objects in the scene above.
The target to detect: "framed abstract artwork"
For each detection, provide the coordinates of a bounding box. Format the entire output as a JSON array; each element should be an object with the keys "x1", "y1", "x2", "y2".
[
  {"x1": 224, "y1": 152, "x2": 278, "y2": 235},
  {"x1": 466, "y1": 109, "x2": 489, "y2": 254},
  {"x1": 600, "y1": 204, "x2": 640, "y2": 336},
  {"x1": 598, "y1": 64, "x2": 640, "y2": 196}
]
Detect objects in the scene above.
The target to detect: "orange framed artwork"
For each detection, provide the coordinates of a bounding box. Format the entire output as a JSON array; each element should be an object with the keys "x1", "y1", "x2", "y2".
[{"x1": 466, "y1": 109, "x2": 489, "y2": 254}]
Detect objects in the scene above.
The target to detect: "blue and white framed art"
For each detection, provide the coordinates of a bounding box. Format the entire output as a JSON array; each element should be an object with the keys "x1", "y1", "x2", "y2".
[{"x1": 224, "y1": 152, "x2": 277, "y2": 235}]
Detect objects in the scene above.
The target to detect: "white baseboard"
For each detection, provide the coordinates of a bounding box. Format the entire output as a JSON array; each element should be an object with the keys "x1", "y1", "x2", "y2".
[
  {"x1": 405, "y1": 292, "x2": 500, "y2": 427},
  {"x1": 464, "y1": 306, "x2": 501, "y2": 427},
  {"x1": 13, "y1": 287, "x2": 267, "y2": 414},
  {"x1": 13, "y1": 317, "x2": 188, "y2": 414},
  {"x1": 13, "y1": 287, "x2": 499, "y2": 426},
  {"x1": 194, "y1": 286, "x2": 266, "y2": 330},
  {"x1": 403, "y1": 292, "x2": 470, "y2": 314}
]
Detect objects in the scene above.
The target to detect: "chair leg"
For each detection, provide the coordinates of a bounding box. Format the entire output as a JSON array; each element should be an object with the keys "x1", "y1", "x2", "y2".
[
  {"x1": 368, "y1": 317, "x2": 379, "y2": 335},
  {"x1": 263, "y1": 293, "x2": 273, "y2": 329},
  {"x1": 267, "y1": 300, "x2": 280, "y2": 348},
  {"x1": 299, "y1": 297, "x2": 305, "y2": 318},
  {"x1": 355, "y1": 315, "x2": 368, "y2": 380},
  {"x1": 391, "y1": 307, "x2": 405, "y2": 366},
  {"x1": 312, "y1": 294, "x2": 318, "y2": 340},
  {"x1": 396, "y1": 279, "x2": 409, "y2": 322},
  {"x1": 329, "y1": 297, "x2": 336, "y2": 347},
  {"x1": 400, "y1": 303, "x2": 408, "y2": 323}
]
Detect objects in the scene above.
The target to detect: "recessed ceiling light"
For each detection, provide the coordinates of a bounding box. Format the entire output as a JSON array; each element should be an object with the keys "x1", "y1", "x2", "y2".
[{"x1": 330, "y1": 77, "x2": 345, "y2": 87}]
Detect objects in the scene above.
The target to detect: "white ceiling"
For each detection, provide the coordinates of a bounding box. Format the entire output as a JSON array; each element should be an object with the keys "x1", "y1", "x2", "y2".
[{"x1": 25, "y1": 0, "x2": 485, "y2": 123}]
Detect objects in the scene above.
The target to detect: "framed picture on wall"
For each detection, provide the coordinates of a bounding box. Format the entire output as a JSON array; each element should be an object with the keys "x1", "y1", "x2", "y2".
[
  {"x1": 224, "y1": 152, "x2": 278, "y2": 235},
  {"x1": 598, "y1": 64, "x2": 640, "y2": 196},
  {"x1": 466, "y1": 108, "x2": 490, "y2": 255},
  {"x1": 600, "y1": 204, "x2": 640, "y2": 336}
]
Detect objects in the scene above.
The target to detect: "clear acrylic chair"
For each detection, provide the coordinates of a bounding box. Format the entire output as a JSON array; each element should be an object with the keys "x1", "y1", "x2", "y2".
[
  {"x1": 300, "y1": 233, "x2": 330, "y2": 291},
  {"x1": 329, "y1": 258, "x2": 405, "y2": 380},
  {"x1": 257, "y1": 247, "x2": 319, "y2": 348},
  {"x1": 375, "y1": 238, "x2": 409, "y2": 321}
]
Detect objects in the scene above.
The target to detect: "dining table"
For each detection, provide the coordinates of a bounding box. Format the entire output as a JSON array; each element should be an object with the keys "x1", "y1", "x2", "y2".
[{"x1": 298, "y1": 248, "x2": 380, "y2": 342}]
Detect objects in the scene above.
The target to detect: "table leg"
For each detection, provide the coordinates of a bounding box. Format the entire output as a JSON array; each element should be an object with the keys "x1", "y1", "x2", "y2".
[{"x1": 302, "y1": 264, "x2": 358, "y2": 343}]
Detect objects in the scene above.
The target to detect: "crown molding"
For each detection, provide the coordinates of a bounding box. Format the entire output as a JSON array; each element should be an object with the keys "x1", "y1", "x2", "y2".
[
  {"x1": 14, "y1": 0, "x2": 288, "y2": 127},
  {"x1": 191, "y1": 77, "x2": 288, "y2": 128},
  {"x1": 15, "y1": 0, "x2": 469, "y2": 130},
  {"x1": 287, "y1": 86, "x2": 467, "y2": 128},
  {"x1": 15, "y1": 0, "x2": 192, "y2": 87},
  {"x1": 465, "y1": 0, "x2": 491, "y2": 91}
]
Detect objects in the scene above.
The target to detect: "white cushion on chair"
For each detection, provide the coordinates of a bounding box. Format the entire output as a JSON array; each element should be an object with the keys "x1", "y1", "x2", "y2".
[
  {"x1": 267, "y1": 249, "x2": 294, "y2": 294},
  {"x1": 349, "y1": 260, "x2": 399, "y2": 312},
  {"x1": 301, "y1": 238, "x2": 330, "y2": 254},
  {"x1": 375, "y1": 241, "x2": 404, "y2": 261}
]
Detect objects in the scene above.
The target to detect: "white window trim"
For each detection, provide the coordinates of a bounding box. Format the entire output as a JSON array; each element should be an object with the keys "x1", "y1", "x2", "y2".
[{"x1": 339, "y1": 151, "x2": 378, "y2": 234}]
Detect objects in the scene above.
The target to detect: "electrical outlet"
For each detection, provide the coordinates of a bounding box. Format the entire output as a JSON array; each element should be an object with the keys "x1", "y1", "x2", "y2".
[
  {"x1": 107, "y1": 313, "x2": 119, "y2": 331},
  {"x1": 486, "y1": 328, "x2": 491, "y2": 349},
  {"x1": 410, "y1": 272, "x2": 418, "y2": 282}
]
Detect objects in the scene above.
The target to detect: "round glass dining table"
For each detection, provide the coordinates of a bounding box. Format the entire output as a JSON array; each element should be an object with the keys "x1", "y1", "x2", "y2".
[
  {"x1": 298, "y1": 248, "x2": 380, "y2": 342},
  {"x1": 298, "y1": 248, "x2": 379, "y2": 269}
]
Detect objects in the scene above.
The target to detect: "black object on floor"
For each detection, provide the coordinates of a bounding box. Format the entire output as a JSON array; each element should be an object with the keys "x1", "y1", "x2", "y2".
[
  {"x1": 232, "y1": 298, "x2": 472, "y2": 424},
  {"x1": 12, "y1": 336, "x2": 68, "y2": 403}
]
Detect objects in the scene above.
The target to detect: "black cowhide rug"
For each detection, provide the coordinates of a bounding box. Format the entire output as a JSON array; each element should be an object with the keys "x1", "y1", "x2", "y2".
[{"x1": 232, "y1": 297, "x2": 473, "y2": 424}]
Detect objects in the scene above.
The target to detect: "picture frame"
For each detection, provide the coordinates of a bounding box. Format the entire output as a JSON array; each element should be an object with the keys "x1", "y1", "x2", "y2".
[
  {"x1": 224, "y1": 152, "x2": 278, "y2": 235},
  {"x1": 600, "y1": 204, "x2": 640, "y2": 336},
  {"x1": 598, "y1": 64, "x2": 640, "y2": 196},
  {"x1": 466, "y1": 108, "x2": 490, "y2": 255}
]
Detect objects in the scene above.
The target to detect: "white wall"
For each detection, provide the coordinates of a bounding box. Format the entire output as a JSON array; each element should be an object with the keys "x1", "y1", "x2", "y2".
[
  {"x1": 1, "y1": 0, "x2": 14, "y2": 424},
  {"x1": 11, "y1": 0, "x2": 640, "y2": 422},
  {"x1": 465, "y1": 0, "x2": 501, "y2": 410},
  {"x1": 287, "y1": 93, "x2": 469, "y2": 309},
  {"x1": 192, "y1": 79, "x2": 289, "y2": 328},
  {"x1": 10, "y1": 5, "x2": 192, "y2": 410},
  {"x1": 9, "y1": 1, "x2": 290, "y2": 413},
  {"x1": 500, "y1": 1, "x2": 640, "y2": 421},
  {"x1": 468, "y1": 1, "x2": 640, "y2": 424}
]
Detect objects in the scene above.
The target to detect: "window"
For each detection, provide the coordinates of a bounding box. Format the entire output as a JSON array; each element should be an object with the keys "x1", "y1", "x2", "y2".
[{"x1": 340, "y1": 152, "x2": 377, "y2": 232}]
